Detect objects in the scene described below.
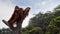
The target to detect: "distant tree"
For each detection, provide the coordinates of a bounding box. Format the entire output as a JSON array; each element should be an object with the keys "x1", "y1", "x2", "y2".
[{"x1": 29, "y1": 27, "x2": 43, "y2": 34}]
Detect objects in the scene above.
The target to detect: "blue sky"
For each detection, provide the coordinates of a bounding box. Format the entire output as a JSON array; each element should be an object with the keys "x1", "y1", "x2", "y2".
[
  {"x1": 11, "y1": 0, "x2": 60, "y2": 13},
  {"x1": 0, "y1": 0, "x2": 60, "y2": 29}
]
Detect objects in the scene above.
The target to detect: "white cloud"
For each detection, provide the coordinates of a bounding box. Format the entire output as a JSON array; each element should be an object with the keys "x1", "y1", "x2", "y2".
[
  {"x1": 0, "y1": 0, "x2": 15, "y2": 29},
  {"x1": 22, "y1": 14, "x2": 34, "y2": 28},
  {"x1": 33, "y1": 0, "x2": 60, "y2": 13},
  {"x1": 49, "y1": 0, "x2": 53, "y2": 1},
  {"x1": 41, "y1": 1, "x2": 47, "y2": 5}
]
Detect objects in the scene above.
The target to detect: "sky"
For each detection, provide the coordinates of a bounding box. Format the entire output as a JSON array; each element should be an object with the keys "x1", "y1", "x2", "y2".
[{"x1": 0, "y1": 0, "x2": 60, "y2": 29}]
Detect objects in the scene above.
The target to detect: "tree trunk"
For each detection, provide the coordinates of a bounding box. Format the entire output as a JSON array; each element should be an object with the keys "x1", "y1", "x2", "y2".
[
  {"x1": 2, "y1": 20, "x2": 22, "y2": 34},
  {"x1": 13, "y1": 23, "x2": 22, "y2": 34}
]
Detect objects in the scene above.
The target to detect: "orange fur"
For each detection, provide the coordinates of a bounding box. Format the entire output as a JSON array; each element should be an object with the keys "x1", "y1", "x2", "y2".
[
  {"x1": 8, "y1": 6, "x2": 23, "y2": 26},
  {"x1": 7, "y1": 6, "x2": 30, "y2": 27}
]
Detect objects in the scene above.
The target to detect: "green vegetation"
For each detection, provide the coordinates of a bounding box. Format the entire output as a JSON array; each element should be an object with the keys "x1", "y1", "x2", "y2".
[{"x1": 0, "y1": 5, "x2": 60, "y2": 34}]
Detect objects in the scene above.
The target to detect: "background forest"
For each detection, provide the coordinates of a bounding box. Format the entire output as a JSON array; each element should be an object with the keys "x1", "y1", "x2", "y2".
[{"x1": 0, "y1": 5, "x2": 60, "y2": 34}]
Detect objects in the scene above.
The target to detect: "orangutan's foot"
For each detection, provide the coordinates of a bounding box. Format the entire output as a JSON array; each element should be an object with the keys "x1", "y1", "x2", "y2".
[{"x1": 2, "y1": 20, "x2": 9, "y2": 26}]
